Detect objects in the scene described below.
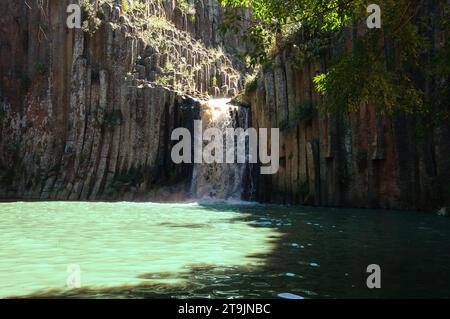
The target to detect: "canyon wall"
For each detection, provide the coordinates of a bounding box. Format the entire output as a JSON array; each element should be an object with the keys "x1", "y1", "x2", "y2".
[
  {"x1": 0, "y1": 0, "x2": 242, "y2": 201},
  {"x1": 249, "y1": 42, "x2": 450, "y2": 210},
  {"x1": 1, "y1": 0, "x2": 449, "y2": 210}
]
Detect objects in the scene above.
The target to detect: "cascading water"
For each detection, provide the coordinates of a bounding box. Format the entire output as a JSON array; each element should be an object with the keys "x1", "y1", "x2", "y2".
[{"x1": 190, "y1": 99, "x2": 249, "y2": 201}]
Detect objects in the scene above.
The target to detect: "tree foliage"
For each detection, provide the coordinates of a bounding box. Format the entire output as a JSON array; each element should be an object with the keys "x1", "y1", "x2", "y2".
[{"x1": 219, "y1": 0, "x2": 450, "y2": 120}]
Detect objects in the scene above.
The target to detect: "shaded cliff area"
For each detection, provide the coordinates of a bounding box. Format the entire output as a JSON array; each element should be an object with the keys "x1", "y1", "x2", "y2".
[{"x1": 248, "y1": 31, "x2": 450, "y2": 210}]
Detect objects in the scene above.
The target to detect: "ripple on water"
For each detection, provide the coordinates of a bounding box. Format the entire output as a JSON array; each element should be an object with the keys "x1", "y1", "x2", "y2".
[
  {"x1": 2, "y1": 201, "x2": 450, "y2": 298},
  {"x1": 0, "y1": 201, "x2": 279, "y2": 298}
]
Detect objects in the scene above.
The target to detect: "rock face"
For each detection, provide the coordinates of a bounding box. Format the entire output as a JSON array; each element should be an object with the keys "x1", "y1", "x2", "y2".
[
  {"x1": 1, "y1": 1, "x2": 449, "y2": 211},
  {"x1": 248, "y1": 45, "x2": 450, "y2": 210},
  {"x1": 0, "y1": 0, "x2": 242, "y2": 201}
]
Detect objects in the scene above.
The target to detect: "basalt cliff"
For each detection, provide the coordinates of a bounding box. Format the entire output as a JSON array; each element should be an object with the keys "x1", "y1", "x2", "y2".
[
  {"x1": 0, "y1": 0, "x2": 449, "y2": 211},
  {"x1": 0, "y1": 0, "x2": 246, "y2": 201}
]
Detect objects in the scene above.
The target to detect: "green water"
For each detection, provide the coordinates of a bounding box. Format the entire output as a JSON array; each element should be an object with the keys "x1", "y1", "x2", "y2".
[{"x1": 0, "y1": 201, "x2": 450, "y2": 298}]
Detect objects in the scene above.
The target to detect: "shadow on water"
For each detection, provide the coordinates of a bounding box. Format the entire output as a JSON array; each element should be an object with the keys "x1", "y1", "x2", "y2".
[{"x1": 8, "y1": 203, "x2": 450, "y2": 299}]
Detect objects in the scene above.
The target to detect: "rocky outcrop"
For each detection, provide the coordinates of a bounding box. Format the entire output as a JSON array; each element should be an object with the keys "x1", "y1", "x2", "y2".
[{"x1": 162, "y1": 0, "x2": 250, "y2": 56}]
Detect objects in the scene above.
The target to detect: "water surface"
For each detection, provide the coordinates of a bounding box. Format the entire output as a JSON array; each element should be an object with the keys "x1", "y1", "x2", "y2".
[{"x1": 1, "y1": 201, "x2": 449, "y2": 298}]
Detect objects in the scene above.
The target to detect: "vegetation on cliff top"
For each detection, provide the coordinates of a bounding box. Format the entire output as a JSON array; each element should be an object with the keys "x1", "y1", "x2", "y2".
[{"x1": 219, "y1": 0, "x2": 450, "y2": 122}]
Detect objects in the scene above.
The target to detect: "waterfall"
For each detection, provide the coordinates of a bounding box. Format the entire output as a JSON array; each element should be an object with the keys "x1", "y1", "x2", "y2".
[{"x1": 190, "y1": 99, "x2": 249, "y2": 201}]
